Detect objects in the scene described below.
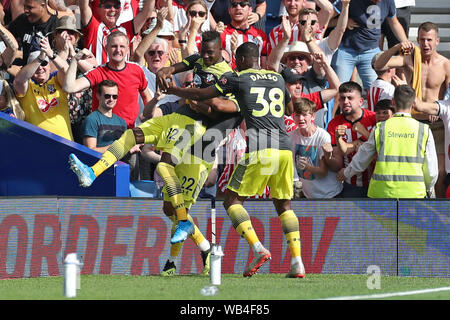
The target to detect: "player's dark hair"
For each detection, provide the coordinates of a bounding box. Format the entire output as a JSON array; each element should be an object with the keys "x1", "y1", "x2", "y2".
[
  {"x1": 201, "y1": 31, "x2": 221, "y2": 45},
  {"x1": 236, "y1": 42, "x2": 259, "y2": 60},
  {"x1": 393, "y1": 85, "x2": 416, "y2": 111},
  {"x1": 98, "y1": 79, "x2": 119, "y2": 95},
  {"x1": 339, "y1": 81, "x2": 363, "y2": 95}
]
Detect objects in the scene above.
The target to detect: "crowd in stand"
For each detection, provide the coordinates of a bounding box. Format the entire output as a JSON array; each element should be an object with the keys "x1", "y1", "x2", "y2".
[{"x1": 1, "y1": 0, "x2": 449, "y2": 199}]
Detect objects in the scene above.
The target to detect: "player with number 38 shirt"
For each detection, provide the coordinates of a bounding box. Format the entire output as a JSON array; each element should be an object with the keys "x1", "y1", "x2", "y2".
[{"x1": 165, "y1": 43, "x2": 305, "y2": 279}]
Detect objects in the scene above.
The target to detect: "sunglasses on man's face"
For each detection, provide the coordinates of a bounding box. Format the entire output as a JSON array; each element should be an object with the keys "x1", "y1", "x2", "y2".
[
  {"x1": 288, "y1": 55, "x2": 310, "y2": 62},
  {"x1": 189, "y1": 10, "x2": 206, "y2": 18},
  {"x1": 40, "y1": 60, "x2": 49, "y2": 67},
  {"x1": 104, "y1": 94, "x2": 118, "y2": 100},
  {"x1": 147, "y1": 50, "x2": 165, "y2": 57},
  {"x1": 299, "y1": 20, "x2": 317, "y2": 26},
  {"x1": 230, "y1": 1, "x2": 250, "y2": 8},
  {"x1": 103, "y1": 3, "x2": 121, "y2": 9}
]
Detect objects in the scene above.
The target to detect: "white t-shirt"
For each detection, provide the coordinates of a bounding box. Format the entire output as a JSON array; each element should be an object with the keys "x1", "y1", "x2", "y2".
[
  {"x1": 290, "y1": 127, "x2": 343, "y2": 198},
  {"x1": 437, "y1": 98, "x2": 450, "y2": 173}
]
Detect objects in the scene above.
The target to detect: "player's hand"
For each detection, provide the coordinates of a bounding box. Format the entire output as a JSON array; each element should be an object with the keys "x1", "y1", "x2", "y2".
[
  {"x1": 129, "y1": 144, "x2": 143, "y2": 154},
  {"x1": 156, "y1": 67, "x2": 173, "y2": 91},
  {"x1": 163, "y1": 75, "x2": 177, "y2": 94},
  {"x1": 189, "y1": 99, "x2": 200, "y2": 112},
  {"x1": 336, "y1": 168, "x2": 346, "y2": 182}
]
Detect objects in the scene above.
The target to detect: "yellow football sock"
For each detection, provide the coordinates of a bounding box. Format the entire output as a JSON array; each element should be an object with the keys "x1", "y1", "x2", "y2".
[
  {"x1": 227, "y1": 204, "x2": 259, "y2": 247},
  {"x1": 156, "y1": 162, "x2": 187, "y2": 221},
  {"x1": 187, "y1": 214, "x2": 206, "y2": 246},
  {"x1": 91, "y1": 129, "x2": 137, "y2": 177},
  {"x1": 168, "y1": 215, "x2": 183, "y2": 257},
  {"x1": 280, "y1": 210, "x2": 301, "y2": 258}
]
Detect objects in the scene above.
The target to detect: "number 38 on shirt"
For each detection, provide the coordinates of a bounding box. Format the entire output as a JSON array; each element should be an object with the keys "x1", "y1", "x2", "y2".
[{"x1": 250, "y1": 87, "x2": 285, "y2": 118}]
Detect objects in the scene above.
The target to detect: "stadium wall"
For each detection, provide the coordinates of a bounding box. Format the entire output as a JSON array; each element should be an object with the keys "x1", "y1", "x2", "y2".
[
  {"x1": 0, "y1": 112, "x2": 129, "y2": 197},
  {"x1": 0, "y1": 197, "x2": 448, "y2": 279}
]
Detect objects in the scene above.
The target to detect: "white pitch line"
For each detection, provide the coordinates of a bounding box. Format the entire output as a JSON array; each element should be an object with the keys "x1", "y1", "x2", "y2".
[{"x1": 319, "y1": 286, "x2": 450, "y2": 300}]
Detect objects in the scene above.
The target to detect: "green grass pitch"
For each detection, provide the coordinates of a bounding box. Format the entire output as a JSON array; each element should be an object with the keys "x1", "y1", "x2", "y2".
[{"x1": 1, "y1": 274, "x2": 449, "y2": 300}]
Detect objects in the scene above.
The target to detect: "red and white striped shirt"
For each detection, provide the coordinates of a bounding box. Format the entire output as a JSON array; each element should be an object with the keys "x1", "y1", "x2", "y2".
[
  {"x1": 221, "y1": 25, "x2": 268, "y2": 69},
  {"x1": 267, "y1": 21, "x2": 325, "y2": 56},
  {"x1": 367, "y1": 78, "x2": 395, "y2": 111},
  {"x1": 327, "y1": 109, "x2": 377, "y2": 187}
]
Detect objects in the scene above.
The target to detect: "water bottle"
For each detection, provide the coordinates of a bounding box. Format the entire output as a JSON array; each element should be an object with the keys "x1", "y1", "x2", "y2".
[
  {"x1": 64, "y1": 253, "x2": 81, "y2": 298},
  {"x1": 200, "y1": 285, "x2": 219, "y2": 296},
  {"x1": 210, "y1": 245, "x2": 224, "y2": 286}
]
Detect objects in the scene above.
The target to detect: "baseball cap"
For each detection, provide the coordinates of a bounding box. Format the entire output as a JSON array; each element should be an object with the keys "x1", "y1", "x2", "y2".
[{"x1": 281, "y1": 68, "x2": 306, "y2": 84}]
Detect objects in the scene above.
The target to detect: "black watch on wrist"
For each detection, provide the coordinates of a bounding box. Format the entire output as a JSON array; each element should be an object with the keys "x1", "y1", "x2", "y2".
[{"x1": 50, "y1": 52, "x2": 57, "y2": 60}]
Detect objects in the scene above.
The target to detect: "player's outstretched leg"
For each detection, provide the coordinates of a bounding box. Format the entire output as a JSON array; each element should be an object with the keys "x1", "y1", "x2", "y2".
[
  {"x1": 68, "y1": 154, "x2": 97, "y2": 187},
  {"x1": 226, "y1": 203, "x2": 271, "y2": 277},
  {"x1": 69, "y1": 128, "x2": 141, "y2": 187},
  {"x1": 279, "y1": 209, "x2": 305, "y2": 278}
]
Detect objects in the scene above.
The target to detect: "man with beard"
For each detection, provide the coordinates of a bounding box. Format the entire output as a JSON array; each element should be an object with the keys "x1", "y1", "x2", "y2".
[{"x1": 325, "y1": 81, "x2": 377, "y2": 197}]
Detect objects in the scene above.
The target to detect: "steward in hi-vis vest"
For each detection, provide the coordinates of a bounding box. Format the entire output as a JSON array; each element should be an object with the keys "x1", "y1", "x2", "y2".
[
  {"x1": 369, "y1": 114, "x2": 429, "y2": 198},
  {"x1": 338, "y1": 85, "x2": 439, "y2": 198}
]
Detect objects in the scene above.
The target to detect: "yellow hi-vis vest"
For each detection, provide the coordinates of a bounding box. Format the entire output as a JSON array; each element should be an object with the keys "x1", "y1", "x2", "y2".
[{"x1": 368, "y1": 114, "x2": 429, "y2": 198}]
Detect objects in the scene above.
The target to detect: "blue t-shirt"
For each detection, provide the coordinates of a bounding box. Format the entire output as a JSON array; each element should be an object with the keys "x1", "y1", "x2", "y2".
[
  {"x1": 82, "y1": 110, "x2": 127, "y2": 147},
  {"x1": 334, "y1": 0, "x2": 396, "y2": 51}
]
